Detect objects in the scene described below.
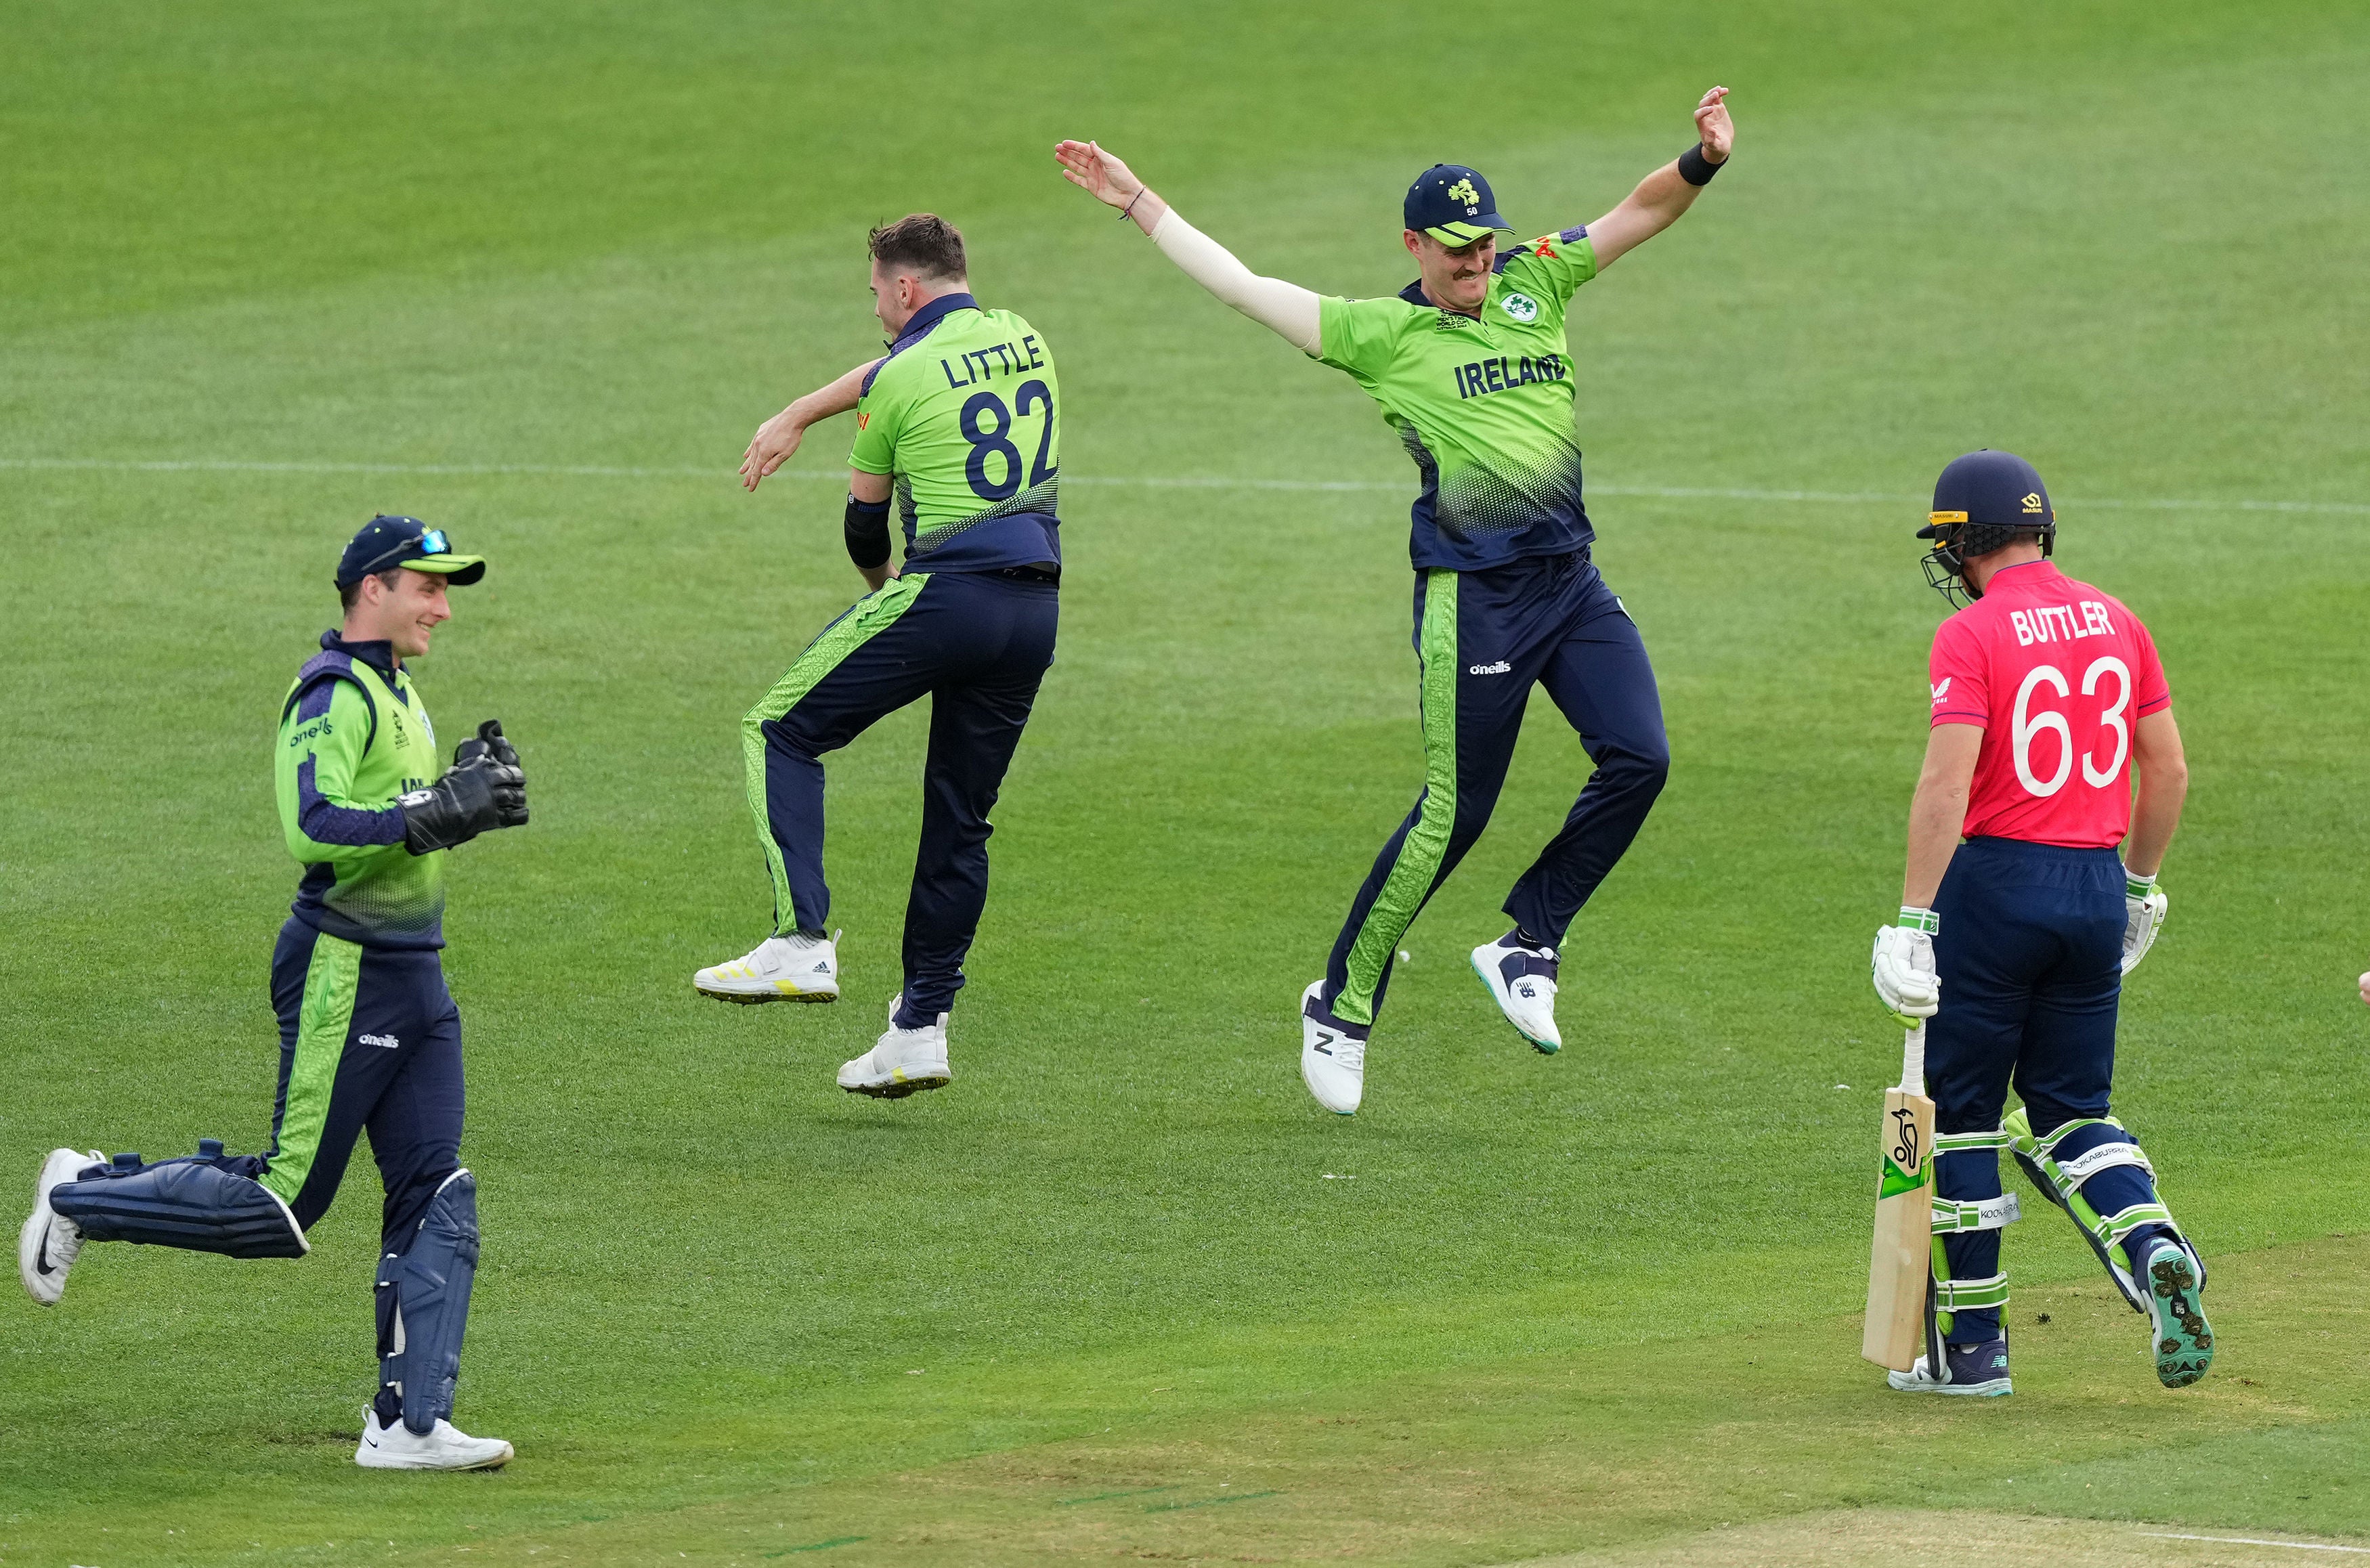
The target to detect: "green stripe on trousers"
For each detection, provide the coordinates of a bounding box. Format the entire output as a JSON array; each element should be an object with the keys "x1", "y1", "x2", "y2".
[
  {"x1": 260, "y1": 931, "x2": 361, "y2": 1204},
  {"x1": 740, "y1": 573, "x2": 930, "y2": 935},
  {"x1": 1335, "y1": 568, "x2": 1459, "y2": 1025}
]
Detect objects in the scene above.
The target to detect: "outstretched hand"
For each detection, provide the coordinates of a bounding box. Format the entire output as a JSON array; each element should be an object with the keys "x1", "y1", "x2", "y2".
[
  {"x1": 1055, "y1": 140, "x2": 1144, "y2": 211},
  {"x1": 741, "y1": 408, "x2": 805, "y2": 492},
  {"x1": 1695, "y1": 85, "x2": 1734, "y2": 162}
]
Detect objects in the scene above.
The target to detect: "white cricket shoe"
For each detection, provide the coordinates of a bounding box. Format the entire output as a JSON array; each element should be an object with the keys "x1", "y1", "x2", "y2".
[
  {"x1": 838, "y1": 997, "x2": 951, "y2": 1099},
  {"x1": 693, "y1": 930, "x2": 839, "y2": 1004},
  {"x1": 20, "y1": 1148, "x2": 104, "y2": 1307},
  {"x1": 1471, "y1": 931, "x2": 1562, "y2": 1053},
  {"x1": 355, "y1": 1407, "x2": 515, "y2": 1471},
  {"x1": 1299, "y1": 982, "x2": 1366, "y2": 1115}
]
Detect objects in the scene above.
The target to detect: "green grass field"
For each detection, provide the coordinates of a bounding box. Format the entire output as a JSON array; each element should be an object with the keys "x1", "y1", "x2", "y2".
[{"x1": 6, "y1": 1, "x2": 2369, "y2": 1563}]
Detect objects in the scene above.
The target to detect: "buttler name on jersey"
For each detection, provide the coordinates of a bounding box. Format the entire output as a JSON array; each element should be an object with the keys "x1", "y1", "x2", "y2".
[{"x1": 2006, "y1": 598, "x2": 2119, "y2": 648}]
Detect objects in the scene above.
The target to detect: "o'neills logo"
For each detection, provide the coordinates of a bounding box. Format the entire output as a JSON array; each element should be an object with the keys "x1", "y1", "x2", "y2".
[{"x1": 1467, "y1": 659, "x2": 1512, "y2": 676}]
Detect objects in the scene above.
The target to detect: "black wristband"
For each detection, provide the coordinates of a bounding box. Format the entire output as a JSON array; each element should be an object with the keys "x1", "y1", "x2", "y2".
[
  {"x1": 1677, "y1": 143, "x2": 1723, "y2": 186},
  {"x1": 844, "y1": 494, "x2": 892, "y2": 570}
]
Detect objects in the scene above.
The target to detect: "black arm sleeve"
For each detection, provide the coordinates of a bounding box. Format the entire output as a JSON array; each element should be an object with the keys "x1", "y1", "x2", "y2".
[{"x1": 844, "y1": 494, "x2": 892, "y2": 570}]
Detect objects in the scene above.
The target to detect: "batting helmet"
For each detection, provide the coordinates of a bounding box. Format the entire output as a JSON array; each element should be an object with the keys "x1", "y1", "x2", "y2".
[{"x1": 1916, "y1": 450, "x2": 2055, "y2": 607}]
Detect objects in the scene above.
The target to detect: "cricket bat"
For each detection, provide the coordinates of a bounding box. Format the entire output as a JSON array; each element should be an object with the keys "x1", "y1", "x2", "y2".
[{"x1": 1861, "y1": 1022, "x2": 1935, "y2": 1370}]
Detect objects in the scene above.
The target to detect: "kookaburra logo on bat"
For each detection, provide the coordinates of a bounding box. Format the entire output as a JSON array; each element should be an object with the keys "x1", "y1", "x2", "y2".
[{"x1": 1889, "y1": 1106, "x2": 1922, "y2": 1169}]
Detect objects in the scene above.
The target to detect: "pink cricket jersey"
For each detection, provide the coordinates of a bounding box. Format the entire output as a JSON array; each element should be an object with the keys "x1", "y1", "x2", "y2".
[{"x1": 1927, "y1": 560, "x2": 2170, "y2": 848}]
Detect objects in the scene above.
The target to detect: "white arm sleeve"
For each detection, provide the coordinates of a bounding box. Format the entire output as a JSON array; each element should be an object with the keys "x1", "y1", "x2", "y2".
[{"x1": 1149, "y1": 209, "x2": 1324, "y2": 357}]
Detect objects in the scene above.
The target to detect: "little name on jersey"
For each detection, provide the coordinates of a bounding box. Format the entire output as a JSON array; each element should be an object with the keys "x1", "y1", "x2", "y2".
[
  {"x1": 1453, "y1": 353, "x2": 1568, "y2": 401},
  {"x1": 2010, "y1": 599, "x2": 2119, "y2": 648},
  {"x1": 939, "y1": 335, "x2": 1048, "y2": 390}
]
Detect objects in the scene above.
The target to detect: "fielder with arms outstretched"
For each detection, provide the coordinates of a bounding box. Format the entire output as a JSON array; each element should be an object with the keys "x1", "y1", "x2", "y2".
[
  {"x1": 1870, "y1": 450, "x2": 2209, "y2": 1397},
  {"x1": 20, "y1": 515, "x2": 528, "y2": 1468},
  {"x1": 1057, "y1": 90, "x2": 1731, "y2": 1114}
]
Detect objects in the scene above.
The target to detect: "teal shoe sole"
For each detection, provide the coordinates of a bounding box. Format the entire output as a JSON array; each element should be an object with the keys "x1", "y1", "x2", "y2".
[
  {"x1": 2147, "y1": 1244, "x2": 2215, "y2": 1388},
  {"x1": 1469, "y1": 954, "x2": 1559, "y2": 1055}
]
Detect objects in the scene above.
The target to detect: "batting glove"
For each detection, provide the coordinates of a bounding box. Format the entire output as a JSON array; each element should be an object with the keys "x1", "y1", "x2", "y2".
[
  {"x1": 2121, "y1": 871, "x2": 2168, "y2": 976},
  {"x1": 1872, "y1": 907, "x2": 1940, "y2": 1027}
]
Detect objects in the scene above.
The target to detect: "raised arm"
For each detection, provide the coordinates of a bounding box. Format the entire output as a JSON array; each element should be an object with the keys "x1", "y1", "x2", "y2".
[
  {"x1": 741, "y1": 358, "x2": 883, "y2": 492},
  {"x1": 1055, "y1": 139, "x2": 1323, "y2": 356},
  {"x1": 1583, "y1": 87, "x2": 1734, "y2": 271}
]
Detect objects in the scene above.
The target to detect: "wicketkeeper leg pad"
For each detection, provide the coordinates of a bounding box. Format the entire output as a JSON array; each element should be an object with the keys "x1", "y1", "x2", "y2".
[
  {"x1": 49, "y1": 1146, "x2": 308, "y2": 1259},
  {"x1": 376, "y1": 1169, "x2": 480, "y2": 1435},
  {"x1": 2008, "y1": 1108, "x2": 2201, "y2": 1313}
]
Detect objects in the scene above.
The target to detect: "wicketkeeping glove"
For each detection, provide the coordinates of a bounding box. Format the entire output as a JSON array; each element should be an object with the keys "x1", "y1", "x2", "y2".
[
  {"x1": 2122, "y1": 871, "x2": 2168, "y2": 976},
  {"x1": 1871, "y1": 907, "x2": 1940, "y2": 1027},
  {"x1": 454, "y1": 718, "x2": 521, "y2": 776},
  {"x1": 399, "y1": 720, "x2": 528, "y2": 854}
]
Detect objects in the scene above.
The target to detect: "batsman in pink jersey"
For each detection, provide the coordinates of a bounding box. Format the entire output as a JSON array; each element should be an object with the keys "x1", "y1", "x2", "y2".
[{"x1": 1866, "y1": 449, "x2": 2211, "y2": 1398}]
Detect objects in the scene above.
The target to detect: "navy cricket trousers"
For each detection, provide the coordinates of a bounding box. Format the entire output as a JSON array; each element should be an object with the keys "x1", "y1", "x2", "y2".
[
  {"x1": 1322, "y1": 550, "x2": 1668, "y2": 1029},
  {"x1": 1929, "y1": 836, "x2": 2171, "y2": 1340},
  {"x1": 743, "y1": 569, "x2": 1058, "y2": 1021},
  {"x1": 234, "y1": 917, "x2": 465, "y2": 1256}
]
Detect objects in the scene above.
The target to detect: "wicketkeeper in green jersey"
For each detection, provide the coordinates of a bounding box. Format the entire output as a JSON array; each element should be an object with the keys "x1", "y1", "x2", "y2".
[
  {"x1": 1058, "y1": 87, "x2": 1734, "y2": 1114},
  {"x1": 697, "y1": 215, "x2": 1063, "y2": 1100},
  {"x1": 20, "y1": 515, "x2": 528, "y2": 1469}
]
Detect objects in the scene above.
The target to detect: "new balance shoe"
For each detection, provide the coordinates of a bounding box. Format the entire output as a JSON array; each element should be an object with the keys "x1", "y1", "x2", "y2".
[
  {"x1": 693, "y1": 930, "x2": 839, "y2": 1003},
  {"x1": 19, "y1": 1148, "x2": 104, "y2": 1307},
  {"x1": 1299, "y1": 982, "x2": 1367, "y2": 1115},
  {"x1": 2144, "y1": 1238, "x2": 2214, "y2": 1388},
  {"x1": 355, "y1": 1407, "x2": 514, "y2": 1471},
  {"x1": 838, "y1": 997, "x2": 951, "y2": 1099},
  {"x1": 1887, "y1": 1334, "x2": 2012, "y2": 1397},
  {"x1": 1471, "y1": 930, "x2": 1561, "y2": 1053}
]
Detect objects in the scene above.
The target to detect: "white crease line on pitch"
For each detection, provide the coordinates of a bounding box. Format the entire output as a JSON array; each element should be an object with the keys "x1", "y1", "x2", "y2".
[
  {"x1": 1, "y1": 456, "x2": 2364, "y2": 515},
  {"x1": 2136, "y1": 1533, "x2": 2370, "y2": 1554}
]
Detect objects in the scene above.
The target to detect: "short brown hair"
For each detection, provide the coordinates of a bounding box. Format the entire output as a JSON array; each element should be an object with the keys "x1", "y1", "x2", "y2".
[
  {"x1": 868, "y1": 214, "x2": 966, "y2": 282},
  {"x1": 338, "y1": 567, "x2": 405, "y2": 611}
]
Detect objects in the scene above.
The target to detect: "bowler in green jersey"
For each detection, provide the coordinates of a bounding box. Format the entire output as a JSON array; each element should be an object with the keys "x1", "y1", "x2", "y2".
[
  {"x1": 699, "y1": 215, "x2": 1062, "y2": 1102},
  {"x1": 1059, "y1": 88, "x2": 1736, "y2": 1113}
]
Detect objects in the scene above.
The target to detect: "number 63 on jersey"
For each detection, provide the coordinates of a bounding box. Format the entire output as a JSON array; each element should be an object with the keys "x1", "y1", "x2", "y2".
[{"x1": 1927, "y1": 569, "x2": 2172, "y2": 849}]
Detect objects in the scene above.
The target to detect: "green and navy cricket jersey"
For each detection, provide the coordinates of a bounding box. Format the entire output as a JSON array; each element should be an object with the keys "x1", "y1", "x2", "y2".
[
  {"x1": 850, "y1": 292, "x2": 1062, "y2": 571},
  {"x1": 276, "y1": 632, "x2": 447, "y2": 950},
  {"x1": 1318, "y1": 227, "x2": 1599, "y2": 571}
]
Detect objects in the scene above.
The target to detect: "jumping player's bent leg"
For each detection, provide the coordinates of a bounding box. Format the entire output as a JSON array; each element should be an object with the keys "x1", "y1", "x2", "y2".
[
  {"x1": 1479, "y1": 561, "x2": 1669, "y2": 1053},
  {"x1": 839, "y1": 573, "x2": 1056, "y2": 1099},
  {"x1": 897, "y1": 575, "x2": 1057, "y2": 1024},
  {"x1": 1319, "y1": 569, "x2": 1532, "y2": 1030},
  {"x1": 1504, "y1": 563, "x2": 1668, "y2": 944},
  {"x1": 699, "y1": 577, "x2": 939, "y2": 1002}
]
